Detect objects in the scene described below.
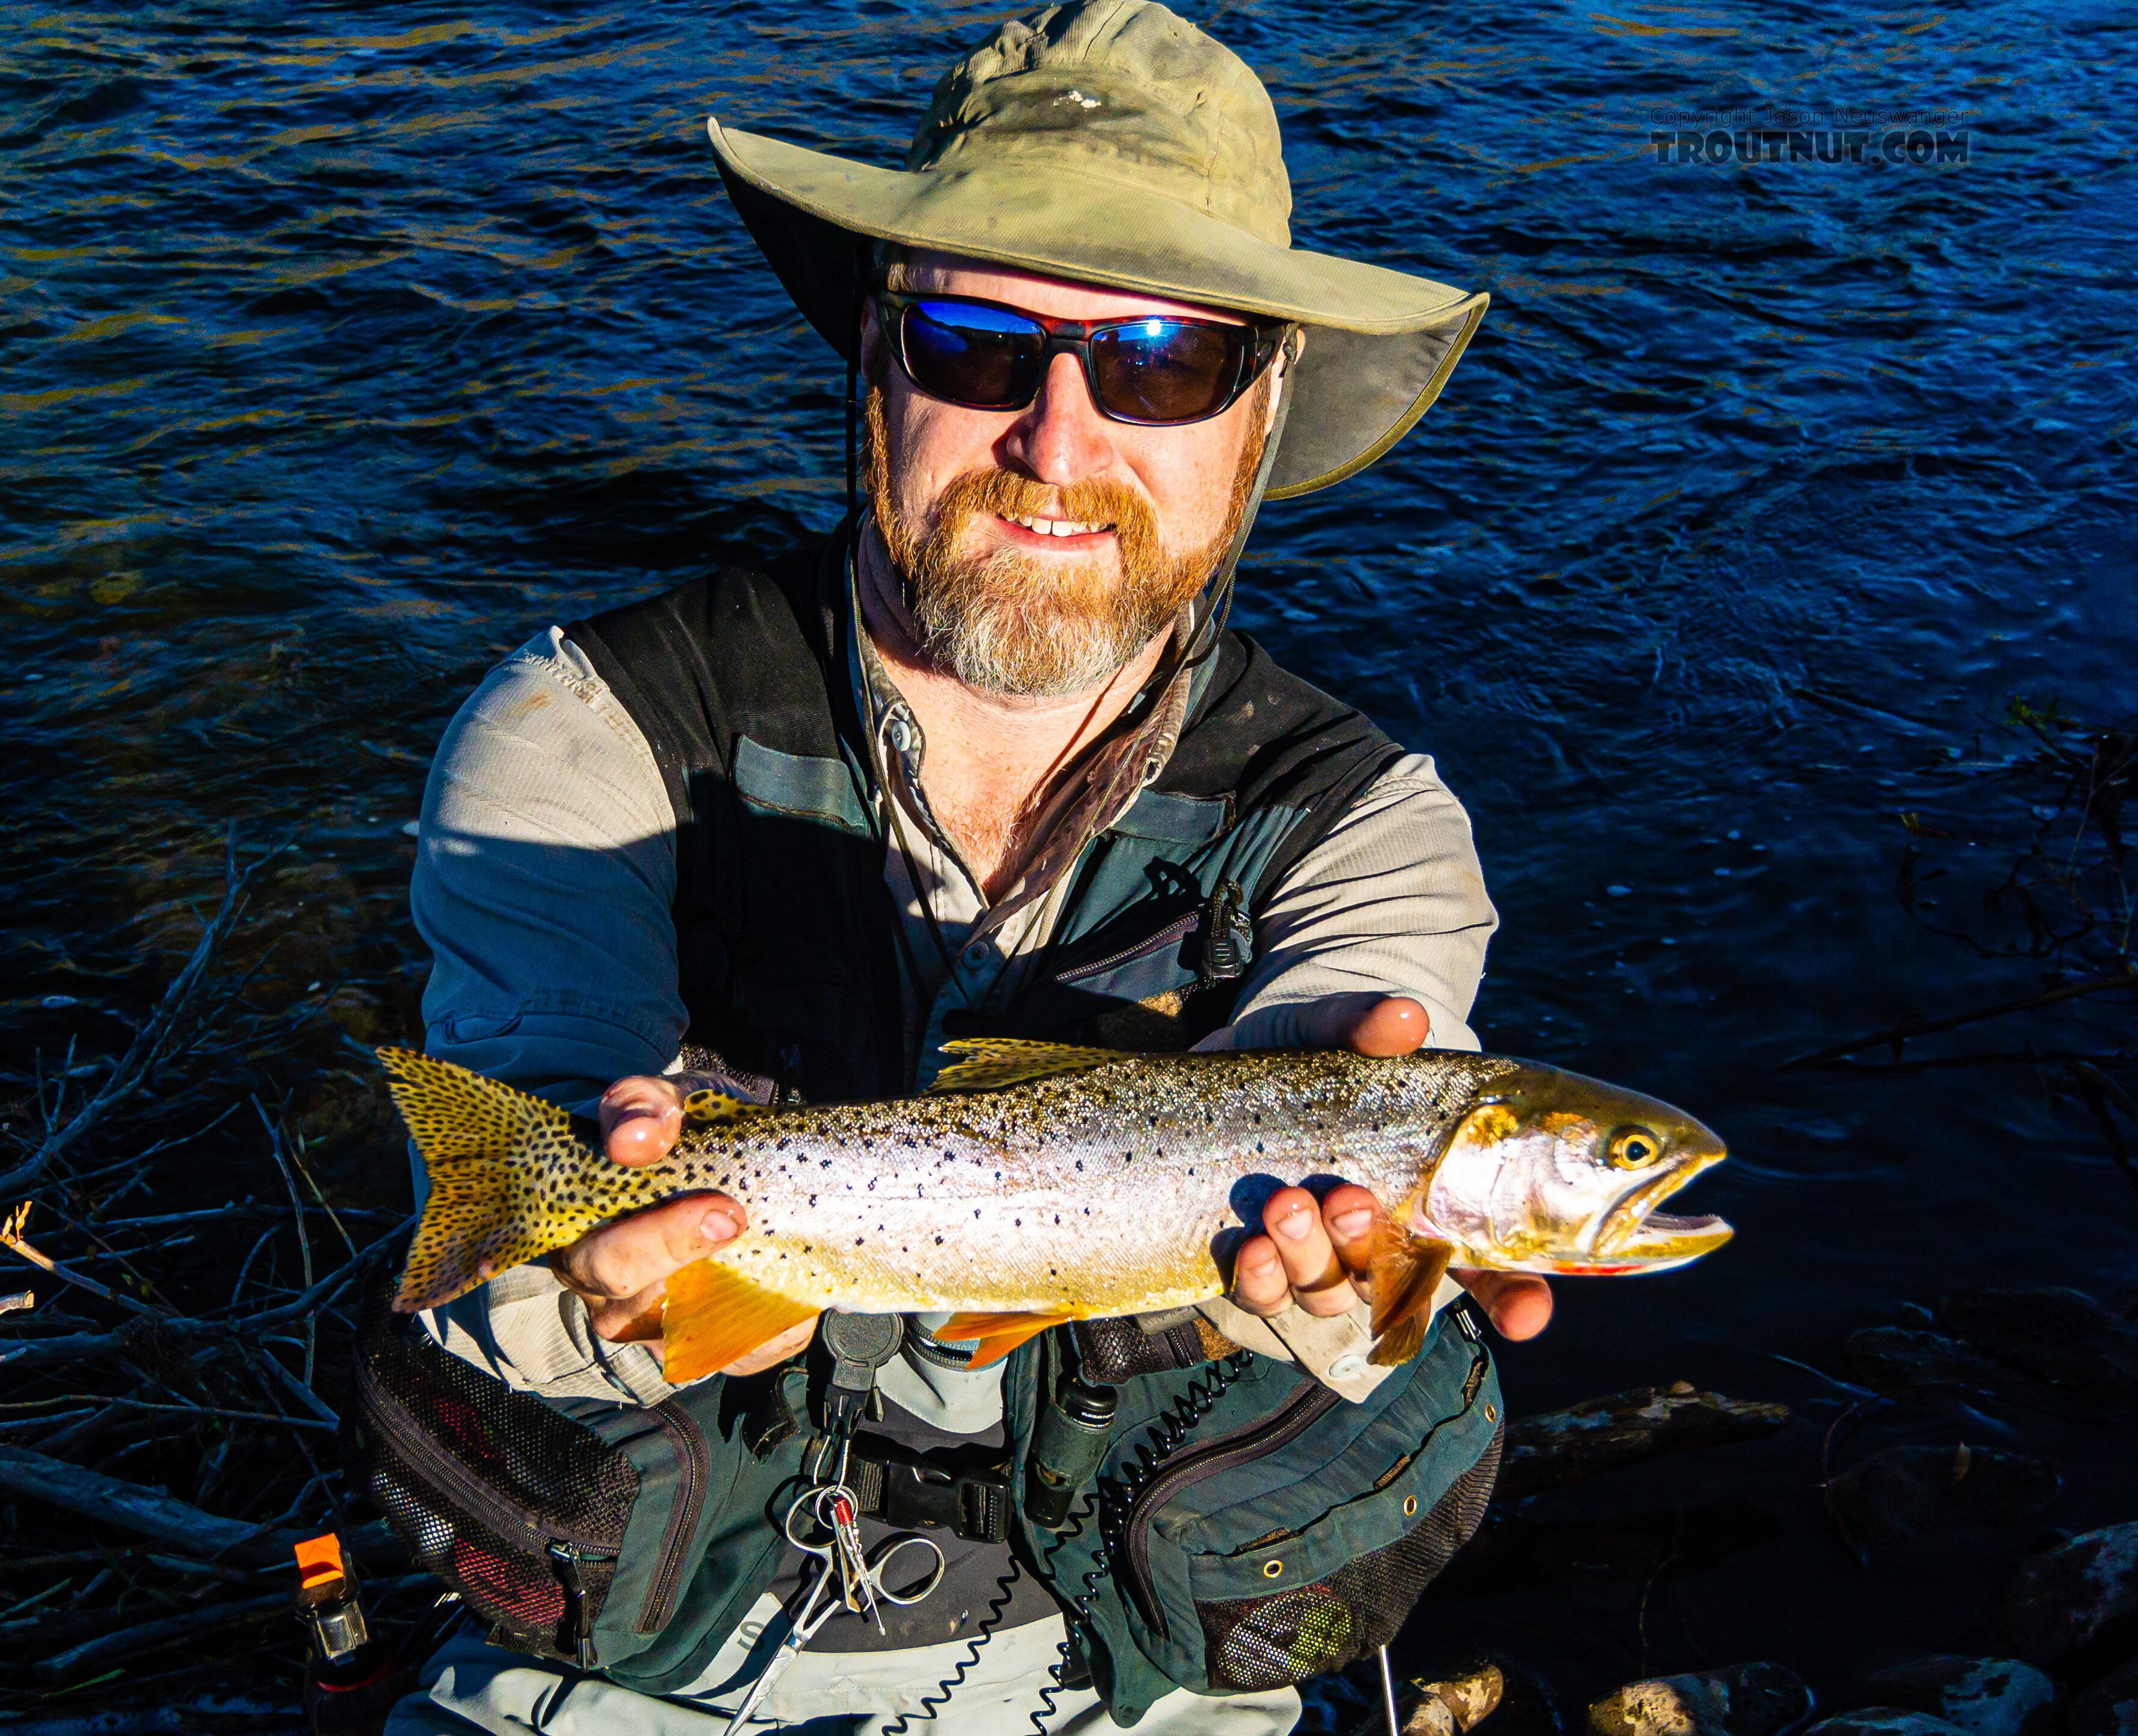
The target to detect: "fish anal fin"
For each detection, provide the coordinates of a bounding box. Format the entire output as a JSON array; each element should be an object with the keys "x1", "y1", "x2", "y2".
[
  {"x1": 661, "y1": 1258, "x2": 820, "y2": 1384},
  {"x1": 927, "y1": 1040, "x2": 1132, "y2": 1095},
  {"x1": 930, "y1": 1310, "x2": 1080, "y2": 1369},
  {"x1": 1367, "y1": 1220, "x2": 1454, "y2": 1368},
  {"x1": 681, "y1": 1088, "x2": 774, "y2": 1125}
]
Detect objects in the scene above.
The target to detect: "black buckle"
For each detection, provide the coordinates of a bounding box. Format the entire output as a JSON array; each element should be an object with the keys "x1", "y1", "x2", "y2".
[
  {"x1": 833, "y1": 1440, "x2": 1011, "y2": 1544},
  {"x1": 880, "y1": 1459, "x2": 1011, "y2": 1545}
]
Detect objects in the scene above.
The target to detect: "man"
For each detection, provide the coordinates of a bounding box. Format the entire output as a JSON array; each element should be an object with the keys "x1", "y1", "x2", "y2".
[{"x1": 390, "y1": 4, "x2": 1546, "y2": 1731}]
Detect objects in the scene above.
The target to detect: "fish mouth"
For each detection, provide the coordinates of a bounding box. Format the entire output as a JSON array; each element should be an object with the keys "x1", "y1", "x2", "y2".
[{"x1": 1588, "y1": 1145, "x2": 1733, "y2": 1270}]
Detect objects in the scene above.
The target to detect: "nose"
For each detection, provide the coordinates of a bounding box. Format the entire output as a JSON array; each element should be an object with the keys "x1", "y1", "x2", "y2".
[{"x1": 999, "y1": 350, "x2": 1116, "y2": 489}]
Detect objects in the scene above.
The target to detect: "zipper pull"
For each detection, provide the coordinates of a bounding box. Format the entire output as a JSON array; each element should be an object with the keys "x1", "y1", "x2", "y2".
[
  {"x1": 548, "y1": 1540, "x2": 592, "y2": 1671},
  {"x1": 1198, "y1": 880, "x2": 1250, "y2": 987}
]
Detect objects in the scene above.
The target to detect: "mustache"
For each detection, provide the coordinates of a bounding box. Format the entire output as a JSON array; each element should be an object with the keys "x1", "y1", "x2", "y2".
[{"x1": 931, "y1": 468, "x2": 1156, "y2": 552}]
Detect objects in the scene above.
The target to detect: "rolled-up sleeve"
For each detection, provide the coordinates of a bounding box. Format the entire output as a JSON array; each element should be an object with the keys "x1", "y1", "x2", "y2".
[
  {"x1": 1227, "y1": 754, "x2": 1498, "y2": 1053},
  {"x1": 413, "y1": 627, "x2": 684, "y2": 1109},
  {"x1": 409, "y1": 627, "x2": 681, "y2": 1399}
]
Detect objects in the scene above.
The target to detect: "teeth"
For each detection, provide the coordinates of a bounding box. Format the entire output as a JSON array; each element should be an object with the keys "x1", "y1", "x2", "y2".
[{"x1": 1010, "y1": 514, "x2": 1106, "y2": 538}]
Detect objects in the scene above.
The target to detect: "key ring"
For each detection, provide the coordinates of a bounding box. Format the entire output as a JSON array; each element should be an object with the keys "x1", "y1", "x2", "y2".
[{"x1": 865, "y1": 1531, "x2": 946, "y2": 1606}]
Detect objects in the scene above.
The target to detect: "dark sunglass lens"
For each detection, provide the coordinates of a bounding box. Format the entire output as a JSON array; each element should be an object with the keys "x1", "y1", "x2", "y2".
[
  {"x1": 1090, "y1": 319, "x2": 1242, "y2": 423},
  {"x1": 902, "y1": 300, "x2": 1044, "y2": 409}
]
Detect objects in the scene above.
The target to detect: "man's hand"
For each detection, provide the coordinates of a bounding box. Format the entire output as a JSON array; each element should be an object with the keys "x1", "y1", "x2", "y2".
[
  {"x1": 1208, "y1": 993, "x2": 1554, "y2": 1342},
  {"x1": 547, "y1": 1075, "x2": 817, "y2": 1376}
]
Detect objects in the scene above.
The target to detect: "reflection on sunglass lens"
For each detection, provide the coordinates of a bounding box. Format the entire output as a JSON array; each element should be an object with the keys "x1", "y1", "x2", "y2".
[
  {"x1": 904, "y1": 300, "x2": 1044, "y2": 408},
  {"x1": 1091, "y1": 319, "x2": 1239, "y2": 424}
]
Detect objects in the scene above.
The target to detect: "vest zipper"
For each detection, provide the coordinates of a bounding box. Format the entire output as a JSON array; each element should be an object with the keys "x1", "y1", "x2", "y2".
[
  {"x1": 1119, "y1": 1338, "x2": 1494, "y2": 1642},
  {"x1": 638, "y1": 1400, "x2": 710, "y2": 1633},
  {"x1": 1053, "y1": 912, "x2": 1202, "y2": 985},
  {"x1": 1121, "y1": 1378, "x2": 1342, "y2": 1639},
  {"x1": 355, "y1": 1356, "x2": 623, "y2": 1565}
]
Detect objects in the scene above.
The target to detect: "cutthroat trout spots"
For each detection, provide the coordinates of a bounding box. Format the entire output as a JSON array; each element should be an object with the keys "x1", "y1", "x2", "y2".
[{"x1": 379, "y1": 1038, "x2": 1732, "y2": 1384}]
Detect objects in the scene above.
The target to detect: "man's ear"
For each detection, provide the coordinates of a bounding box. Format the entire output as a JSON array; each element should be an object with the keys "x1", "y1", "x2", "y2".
[{"x1": 857, "y1": 294, "x2": 890, "y2": 391}]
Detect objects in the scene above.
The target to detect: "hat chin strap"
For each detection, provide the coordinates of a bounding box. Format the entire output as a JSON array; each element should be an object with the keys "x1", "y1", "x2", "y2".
[{"x1": 1160, "y1": 327, "x2": 1299, "y2": 696}]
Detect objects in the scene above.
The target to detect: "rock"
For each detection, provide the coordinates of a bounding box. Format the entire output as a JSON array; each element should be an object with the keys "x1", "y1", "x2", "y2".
[
  {"x1": 1826, "y1": 1446, "x2": 2060, "y2": 1547},
  {"x1": 2069, "y1": 1656, "x2": 2138, "y2": 1736},
  {"x1": 1804, "y1": 1715, "x2": 1969, "y2": 1736},
  {"x1": 1999, "y1": 1521, "x2": 2138, "y2": 1675},
  {"x1": 1856, "y1": 1657, "x2": 2060, "y2": 1736},
  {"x1": 1588, "y1": 1662, "x2": 1813, "y2": 1736},
  {"x1": 1938, "y1": 1289, "x2": 2138, "y2": 1413},
  {"x1": 1499, "y1": 1386, "x2": 1791, "y2": 1499},
  {"x1": 1844, "y1": 1327, "x2": 2012, "y2": 1395},
  {"x1": 1409, "y1": 1662, "x2": 1507, "y2": 1735}
]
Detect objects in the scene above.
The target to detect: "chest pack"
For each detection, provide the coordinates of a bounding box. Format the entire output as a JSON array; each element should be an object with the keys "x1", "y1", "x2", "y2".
[{"x1": 562, "y1": 526, "x2": 1404, "y2": 1101}]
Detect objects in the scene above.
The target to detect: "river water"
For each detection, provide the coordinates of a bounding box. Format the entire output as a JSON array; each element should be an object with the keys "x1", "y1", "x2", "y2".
[{"x1": 3, "y1": 0, "x2": 2133, "y2": 1714}]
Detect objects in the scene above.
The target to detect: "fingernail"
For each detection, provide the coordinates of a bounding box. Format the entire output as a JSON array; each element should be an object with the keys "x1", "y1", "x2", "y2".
[
  {"x1": 1330, "y1": 1210, "x2": 1373, "y2": 1240},
  {"x1": 699, "y1": 1207, "x2": 741, "y2": 1244},
  {"x1": 1273, "y1": 1205, "x2": 1314, "y2": 1241}
]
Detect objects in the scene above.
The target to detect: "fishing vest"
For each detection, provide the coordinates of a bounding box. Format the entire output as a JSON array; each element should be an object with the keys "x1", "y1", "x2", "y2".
[
  {"x1": 443, "y1": 529, "x2": 1508, "y2": 1719},
  {"x1": 563, "y1": 525, "x2": 1406, "y2": 1101}
]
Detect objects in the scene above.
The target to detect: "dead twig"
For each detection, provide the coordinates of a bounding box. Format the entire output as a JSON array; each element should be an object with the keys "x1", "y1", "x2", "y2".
[
  {"x1": 0, "y1": 830, "x2": 284, "y2": 1201},
  {"x1": 1780, "y1": 968, "x2": 2138, "y2": 1070},
  {"x1": 0, "y1": 1204, "x2": 168, "y2": 1321}
]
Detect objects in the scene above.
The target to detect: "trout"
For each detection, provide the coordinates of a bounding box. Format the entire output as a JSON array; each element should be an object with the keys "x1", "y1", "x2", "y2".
[{"x1": 381, "y1": 1038, "x2": 1732, "y2": 1382}]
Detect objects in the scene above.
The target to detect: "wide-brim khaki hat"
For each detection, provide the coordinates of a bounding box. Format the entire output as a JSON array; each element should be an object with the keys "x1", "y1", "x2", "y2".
[{"x1": 707, "y1": 0, "x2": 1487, "y2": 500}]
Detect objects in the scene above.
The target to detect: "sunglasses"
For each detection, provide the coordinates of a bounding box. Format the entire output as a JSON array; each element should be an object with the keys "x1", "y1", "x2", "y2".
[{"x1": 876, "y1": 290, "x2": 1287, "y2": 427}]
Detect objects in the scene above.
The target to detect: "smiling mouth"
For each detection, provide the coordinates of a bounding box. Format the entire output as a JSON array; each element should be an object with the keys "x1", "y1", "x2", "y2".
[{"x1": 1000, "y1": 512, "x2": 1115, "y2": 540}]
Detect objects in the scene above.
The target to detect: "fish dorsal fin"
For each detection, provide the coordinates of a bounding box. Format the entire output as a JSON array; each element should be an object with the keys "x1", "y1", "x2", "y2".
[
  {"x1": 1367, "y1": 1219, "x2": 1455, "y2": 1368},
  {"x1": 927, "y1": 1039, "x2": 1131, "y2": 1095},
  {"x1": 662, "y1": 1258, "x2": 821, "y2": 1384},
  {"x1": 681, "y1": 1088, "x2": 775, "y2": 1125}
]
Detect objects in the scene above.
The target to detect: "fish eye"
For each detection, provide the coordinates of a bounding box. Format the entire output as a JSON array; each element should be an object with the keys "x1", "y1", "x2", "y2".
[{"x1": 1606, "y1": 1125, "x2": 1664, "y2": 1168}]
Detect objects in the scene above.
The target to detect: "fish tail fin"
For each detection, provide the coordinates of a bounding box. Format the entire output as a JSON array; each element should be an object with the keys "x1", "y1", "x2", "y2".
[
  {"x1": 378, "y1": 1046, "x2": 587, "y2": 1313},
  {"x1": 1368, "y1": 1221, "x2": 1455, "y2": 1368}
]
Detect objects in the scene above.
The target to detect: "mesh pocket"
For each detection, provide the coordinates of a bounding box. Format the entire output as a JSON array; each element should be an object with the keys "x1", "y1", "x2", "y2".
[
  {"x1": 348, "y1": 1281, "x2": 638, "y2": 1658},
  {"x1": 1195, "y1": 1425, "x2": 1503, "y2": 1691},
  {"x1": 1074, "y1": 1314, "x2": 1225, "y2": 1383}
]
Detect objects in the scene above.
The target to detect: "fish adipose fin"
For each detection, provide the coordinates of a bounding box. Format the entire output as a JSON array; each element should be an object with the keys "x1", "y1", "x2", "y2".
[
  {"x1": 379, "y1": 1046, "x2": 589, "y2": 1314},
  {"x1": 662, "y1": 1259, "x2": 821, "y2": 1384},
  {"x1": 928, "y1": 1039, "x2": 1131, "y2": 1095},
  {"x1": 1367, "y1": 1220, "x2": 1455, "y2": 1368},
  {"x1": 930, "y1": 1310, "x2": 1082, "y2": 1369}
]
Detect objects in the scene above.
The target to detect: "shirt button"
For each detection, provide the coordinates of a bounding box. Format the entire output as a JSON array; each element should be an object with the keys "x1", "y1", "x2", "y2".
[
  {"x1": 888, "y1": 719, "x2": 913, "y2": 752},
  {"x1": 964, "y1": 943, "x2": 987, "y2": 965}
]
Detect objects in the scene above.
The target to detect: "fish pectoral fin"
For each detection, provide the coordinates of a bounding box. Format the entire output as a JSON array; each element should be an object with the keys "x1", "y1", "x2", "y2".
[
  {"x1": 927, "y1": 1040, "x2": 1133, "y2": 1095},
  {"x1": 930, "y1": 1310, "x2": 1082, "y2": 1369},
  {"x1": 377, "y1": 1046, "x2": 587, "y2": 1314},
  {"x1": 661, "y1": 1259, "x2": 821, "y2": 1385},
  {"x1": 1367, "y1": 1220, "x2": 1455, "y2": 1369}
]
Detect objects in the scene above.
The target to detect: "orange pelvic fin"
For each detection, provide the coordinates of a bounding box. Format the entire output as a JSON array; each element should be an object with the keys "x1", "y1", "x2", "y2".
[
  {"x1": 661, "y1": 1258, "x2": 820, "y2": 1384},
  {"x1": 1367, "y1": 1220, "x2": 1455, "y2": 1368},
  {"x1": 930, "y1": 1310, "x2": 1081, "y2": 1369}
]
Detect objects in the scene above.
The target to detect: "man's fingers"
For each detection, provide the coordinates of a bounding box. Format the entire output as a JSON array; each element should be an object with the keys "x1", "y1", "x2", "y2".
[
  {"x1": 552, "y1": 1192, "x2": 743, "y2": 1305},
  {"x1": 600, "y1": 1075, "x2": 685, "y2": 1168},
  {"x1": 1454, "y1": 1269, "x2": 1553, "y2": 1341},
  {"x1": 1260, "y1": 1186, "x2": 1357, "y2": 1318},
  {"x1": 1230, "y1": 1234, "x2": 1293, "y2": 1317},
  {"x1": 1320, "y1": 1183, "x2": 1381, "y2": 1283}
]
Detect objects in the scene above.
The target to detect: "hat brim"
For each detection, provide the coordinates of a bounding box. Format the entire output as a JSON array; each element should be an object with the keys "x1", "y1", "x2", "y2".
[{"x1": 708, "y1": 117, "x2": 1486, "y2": 498}]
